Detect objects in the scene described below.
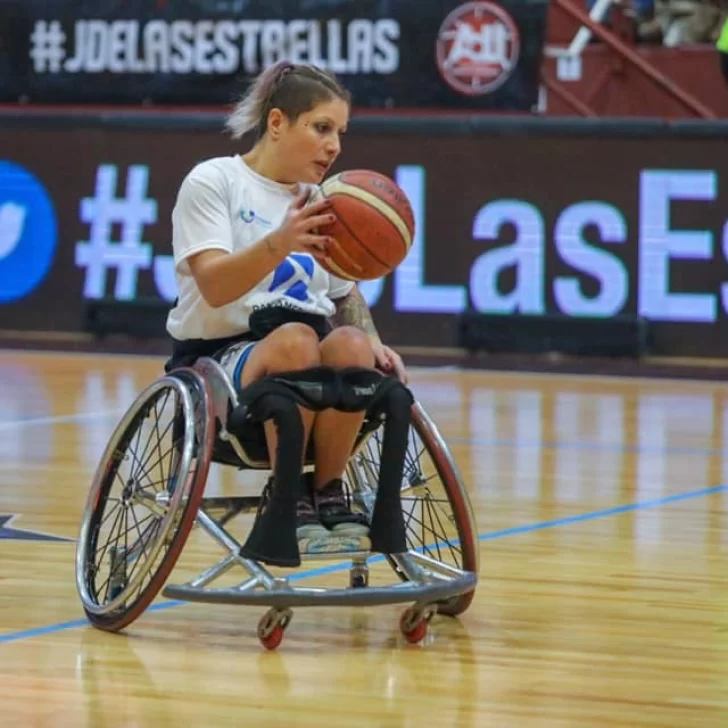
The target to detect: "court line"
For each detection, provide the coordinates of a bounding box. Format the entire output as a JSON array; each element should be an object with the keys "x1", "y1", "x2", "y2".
[
  {"x1": 1, "y1": 482, "x2": 725, "y2": 645},
  {"x1": 0, "y1": 409, "x2": 125, "y2": 430},
  {"x1": 449, "y1": 435, "x2": 728, "y2": 458}
]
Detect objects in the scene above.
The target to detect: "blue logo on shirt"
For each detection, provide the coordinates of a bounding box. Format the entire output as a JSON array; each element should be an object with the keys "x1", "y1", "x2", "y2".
[
  {"x1": 268, "y1": 254, "x2": 313, "y2": 302},
  {"x1": 239, "y1": 208, "x2": 272, "y2": 227},
  {"x1": 0, "y1": 161, "x2": 57, "y2": 303}
]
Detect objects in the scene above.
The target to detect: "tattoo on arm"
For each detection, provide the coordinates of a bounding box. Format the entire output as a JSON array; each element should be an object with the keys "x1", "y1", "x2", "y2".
[{"x1": 333, "y1": 286, "x2": 380, "y2": 339}]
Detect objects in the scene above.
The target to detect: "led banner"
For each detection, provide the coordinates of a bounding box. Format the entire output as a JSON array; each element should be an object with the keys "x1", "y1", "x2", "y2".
[
  {"x1": 1, "y1": 120, "x2": 727, "y2": 356},
  {"x1": 0, "y1": 0, "x2": 548, "y2": 110}
]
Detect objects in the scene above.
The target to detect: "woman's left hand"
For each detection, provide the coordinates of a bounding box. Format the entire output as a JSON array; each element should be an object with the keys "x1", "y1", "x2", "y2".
[{"x1": 372, "y1": 342, "x2": 408, "y2": 384}]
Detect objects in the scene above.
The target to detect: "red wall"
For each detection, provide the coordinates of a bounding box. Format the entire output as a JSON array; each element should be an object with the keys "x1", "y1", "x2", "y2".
[
  {"x1": 542, "y1": 46, "x2": 728, "y2": 118},
  {"x1": 543, "y1": 0, "x2": 727, "y2": 118}
]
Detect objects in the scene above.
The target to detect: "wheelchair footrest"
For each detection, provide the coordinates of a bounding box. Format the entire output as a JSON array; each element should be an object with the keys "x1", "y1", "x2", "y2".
[
  {"x1": 162, "y1": 572, "x2": 478, "y2": 609},
  {"x1": 298, "y1": 534, "x2": 371, "y2": 557}
]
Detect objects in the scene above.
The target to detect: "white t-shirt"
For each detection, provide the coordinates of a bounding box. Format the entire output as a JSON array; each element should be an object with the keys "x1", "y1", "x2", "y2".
[{"x1": 165, "y1": 155, "x2": 354, "y2": 341}]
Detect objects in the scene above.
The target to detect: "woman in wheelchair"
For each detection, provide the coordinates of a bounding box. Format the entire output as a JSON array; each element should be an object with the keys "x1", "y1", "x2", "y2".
[{"x1": 164, "y1": 60, "x2": 407, "y2": 548}]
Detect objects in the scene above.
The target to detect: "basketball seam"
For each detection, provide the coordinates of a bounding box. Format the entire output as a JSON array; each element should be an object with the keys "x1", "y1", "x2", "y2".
[
  {"x1": 336, "y1": 175, "x2": 413, "y2": 250},
  {"x1": 323, "y1": 255, "x2": 358, "y2": 281},
  {"x1": 326, "y1": 178, "x2": 412, "y2": 254},
  {"x1": 319, "y1": 185, "x2": 403, "y2": 271}
]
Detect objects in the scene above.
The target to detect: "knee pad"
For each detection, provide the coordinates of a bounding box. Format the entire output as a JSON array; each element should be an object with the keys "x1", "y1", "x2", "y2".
[{"x1": 235, "y1": 366, "x2": 341, "y2": 417}]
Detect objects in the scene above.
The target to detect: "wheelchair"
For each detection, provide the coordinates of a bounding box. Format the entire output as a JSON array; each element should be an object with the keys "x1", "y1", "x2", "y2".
[{"x1": 74, "y1": 357, "x2": 479, "y2": 650}]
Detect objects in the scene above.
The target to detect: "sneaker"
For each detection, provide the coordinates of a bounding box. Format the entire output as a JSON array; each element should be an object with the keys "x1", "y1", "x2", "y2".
[
  {"x1": 296, "y1": 478, "x2": 329, "y2": 540},
  {"x1": 315, "y1": 479, "x2": 370, "y2": 537}
]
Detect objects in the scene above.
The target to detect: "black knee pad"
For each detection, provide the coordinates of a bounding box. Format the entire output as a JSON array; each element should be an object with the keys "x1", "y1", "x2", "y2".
[
  {"x1": 336, "y1": 367, "x2": 392, "y2": 413},
  {"x1": 233, "y1": 366, "x2": 341, "y2": 417}
]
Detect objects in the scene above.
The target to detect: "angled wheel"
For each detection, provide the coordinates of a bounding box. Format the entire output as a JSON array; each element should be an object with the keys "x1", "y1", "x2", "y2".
[
  {"x1": 75, "y1": 368, "x2": 214, "y2": 632},
  {"x1": 346, "y1": 401, "x2": 479, "y2": 616}
]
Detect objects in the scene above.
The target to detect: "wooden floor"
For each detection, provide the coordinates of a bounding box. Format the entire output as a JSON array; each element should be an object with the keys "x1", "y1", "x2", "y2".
[{"x1": 1, "y1": 350, "x2": 727, "y2": 727}]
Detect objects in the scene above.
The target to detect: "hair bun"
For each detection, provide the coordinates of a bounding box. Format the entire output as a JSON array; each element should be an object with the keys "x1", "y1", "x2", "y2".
[{"x1": 275, "y1": 62, "x2": 295, "y2": 83}]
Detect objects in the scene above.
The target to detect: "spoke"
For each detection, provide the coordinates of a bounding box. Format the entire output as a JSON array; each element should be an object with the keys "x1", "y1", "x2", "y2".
[
  {"x1": 128, "y1": 395, "x2": 165, "y2": 486},
  {"x1": 150, "y1": 392, "x2": 170, "y2": 492},
  {"x1": 131, "y1": 394, "x2": 175, "y2": 491},
  {"x1": 126, "y1": 422, "x2": 173, "y2": 494},
  {"x1": 134, "y1": 439, "x2": 179, "y2": 494},
  {"x1": 405, "y1": 505, "x2": 462, "y2": 565},
  {"x1": 92, "y1": 505, "x2": 125, "y2": 586},
  {"x1": 98, "y1": 499, "x2": 121, "y2": 529},
  {"x1": 125, "y1": 511, "x2": 159, "y2": 582}
]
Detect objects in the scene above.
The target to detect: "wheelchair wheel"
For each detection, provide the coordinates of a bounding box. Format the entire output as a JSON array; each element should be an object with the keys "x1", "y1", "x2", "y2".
[
  {"x1": 346, "y1": 401, "x2": 479, "y2": 616},
  {"x1": 75, "y1": 368, "x2": 214, "y2": 632}
]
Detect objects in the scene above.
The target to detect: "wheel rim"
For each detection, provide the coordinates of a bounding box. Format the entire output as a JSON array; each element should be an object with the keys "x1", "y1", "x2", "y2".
[{"x1": 75, "y1": 377, "x2": 197, "y2": 616}]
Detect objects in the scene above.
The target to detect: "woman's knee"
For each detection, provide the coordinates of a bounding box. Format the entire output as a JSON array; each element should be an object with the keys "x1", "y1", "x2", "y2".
[
  {"x1": 242, "y1": 323, "x2": 321, "y2": 384},
  {"x1": 321, "y1": 326, "x2": 375, "y2": 368},
  {"x1": 267, "y1": 323, "x2": 322, "y2": 369}
]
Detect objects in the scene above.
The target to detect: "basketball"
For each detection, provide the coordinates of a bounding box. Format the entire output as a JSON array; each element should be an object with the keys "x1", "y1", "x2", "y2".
[{"x1": 309, "y1": 169, "x2": 416, "y2": 281}]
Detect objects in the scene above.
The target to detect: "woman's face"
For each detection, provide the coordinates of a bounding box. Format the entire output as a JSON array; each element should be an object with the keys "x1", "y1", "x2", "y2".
[{"x1": 272, "y1": 97, "x2": 349, "y2": 184}]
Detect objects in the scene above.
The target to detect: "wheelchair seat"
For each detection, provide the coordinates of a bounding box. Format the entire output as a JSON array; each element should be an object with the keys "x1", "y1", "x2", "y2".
[{"x1": 74, "y1": 357, "x2": 480, "y2": 649}]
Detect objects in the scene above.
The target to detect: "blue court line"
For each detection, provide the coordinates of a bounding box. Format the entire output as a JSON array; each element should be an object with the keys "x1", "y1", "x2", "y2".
[
  {"x1": 449, "y1": 436, "x2": 728, "y2": 458},
  {"x1": 1, "y1": 482, "x2": 725, "y2": 646}
]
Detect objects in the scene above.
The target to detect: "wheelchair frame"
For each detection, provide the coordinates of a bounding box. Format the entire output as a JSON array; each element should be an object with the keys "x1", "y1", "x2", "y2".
[{"x1": 75, "y1": 358, "x2": 479, "y2": 650}]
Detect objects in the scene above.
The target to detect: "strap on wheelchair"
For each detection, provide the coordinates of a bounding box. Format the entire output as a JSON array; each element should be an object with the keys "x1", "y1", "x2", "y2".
[
  {"x1": 236, "y1": 390, "x2": 306, "y2": 568},
  {"x1": 228, "y1": 366, "x2": 413, "y2": 567}
]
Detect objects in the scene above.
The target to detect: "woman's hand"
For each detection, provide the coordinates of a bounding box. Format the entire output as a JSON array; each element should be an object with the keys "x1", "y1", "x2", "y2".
[
  {"x1": 372, "y1": 341, "x2": 408, "y2": 384},
  {"x1": 268, "y1": 192, "x2": 334, "y2": 258}
]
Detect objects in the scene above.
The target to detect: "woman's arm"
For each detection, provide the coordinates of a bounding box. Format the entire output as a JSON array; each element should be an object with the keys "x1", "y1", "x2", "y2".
[
  {"x1": 188, "y1": 239, "x2": 285, "y2": 309},
  {"x1": 331, "y1": 284, "x2": 382, "y2": 343},
  {"x1": 332, "y1": 286, "x2": 408, "y2": 382}
]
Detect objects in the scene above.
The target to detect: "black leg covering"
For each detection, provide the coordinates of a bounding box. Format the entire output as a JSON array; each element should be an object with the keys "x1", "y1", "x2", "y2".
[
  {"x1": 238, "y1": 392, "x2": 305, "y2": 567},
  {"x1": 367, "y1": 383, "x2": 413, "y2": 556},
  {"x1": 226, "y1": 365, "x2": 415, "y2": 563}
]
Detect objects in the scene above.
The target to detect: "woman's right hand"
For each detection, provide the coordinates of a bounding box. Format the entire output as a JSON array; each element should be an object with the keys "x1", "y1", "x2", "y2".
[{"x1": 268, "y1": 192, "x2": 335, "y2": 259}]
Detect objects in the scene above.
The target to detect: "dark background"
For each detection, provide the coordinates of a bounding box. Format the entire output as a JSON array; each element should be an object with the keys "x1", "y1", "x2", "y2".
[
  {"x1": 1, "y1": 114, "x2": 728, "y2": 356},
  {"x1": 0, "y1": 0, "x2": 548, "y2": 109}
]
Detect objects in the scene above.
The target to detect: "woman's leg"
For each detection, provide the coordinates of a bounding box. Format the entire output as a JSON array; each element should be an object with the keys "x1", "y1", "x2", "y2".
[
  {"x1": 311, "y1": 327, "x2": 376, "y2": 536},
  {"x1": 229, "y1": 323, "x2": 377, "y2": 539},
  {"x1": 312, "y1": 327, "x2": 375, "y2": 486},
  {"x1": 238, "y1": 324, "x2": 376, "y2": 487},
  {"x1": 238, "y1": 322, "x2": 321, "y2": 467},
  {"x1": 235, "y1": 323, "x2": 325, "y2": 537}
]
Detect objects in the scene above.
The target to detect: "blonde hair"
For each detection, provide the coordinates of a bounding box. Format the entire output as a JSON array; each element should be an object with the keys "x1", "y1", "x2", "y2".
[{"x1": 225, "y1": 61, "x2": 351, "y2": 140}]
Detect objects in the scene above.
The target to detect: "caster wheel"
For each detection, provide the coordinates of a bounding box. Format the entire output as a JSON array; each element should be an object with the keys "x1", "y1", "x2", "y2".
[
  {"x1": 260, "y1": 623, "x2": 284, "y2": 651},
  {"x1": 399, "y1": 607, "x2": 432, "y2": 645},
  {"x1": 257, "y1": 608, "x2": 292, "y2": 651},
  {"x1": 349, "y1": 565, "x2": 369, "y2": 589}
]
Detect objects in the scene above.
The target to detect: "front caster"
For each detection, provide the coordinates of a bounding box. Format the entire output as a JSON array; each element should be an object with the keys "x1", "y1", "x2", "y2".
[
  {"x1": 349, "y1": 561, "x2": 369, "y2": 589},
  {"x1": 257, "y1": 607, "x2": 293, "y2": 651},
  {"x1": 399, "y1": 605, "x2": 434, "y2": 645}
]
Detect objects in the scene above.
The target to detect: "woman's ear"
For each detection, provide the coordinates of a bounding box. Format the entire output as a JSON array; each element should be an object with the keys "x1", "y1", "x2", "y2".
[{"x1": 267, "y1": 108, "x2": 285, "y2": 140}]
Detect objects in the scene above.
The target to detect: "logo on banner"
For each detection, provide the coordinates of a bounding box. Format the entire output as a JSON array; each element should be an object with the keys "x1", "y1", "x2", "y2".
[
  {"x1": 28, "y1": 18, "x2": 400, "y2": 77},
  {"x1": 0, "y1": 162, "x2": 57, "y2": 303},
  {"x1": 435, "y1": 1, "x2": 520, "y2": 96}
]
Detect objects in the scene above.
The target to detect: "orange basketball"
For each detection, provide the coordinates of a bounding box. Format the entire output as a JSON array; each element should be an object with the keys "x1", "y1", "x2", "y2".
[{"x1": 310, "y1": 170, "x2": 415, "y2": 281}]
